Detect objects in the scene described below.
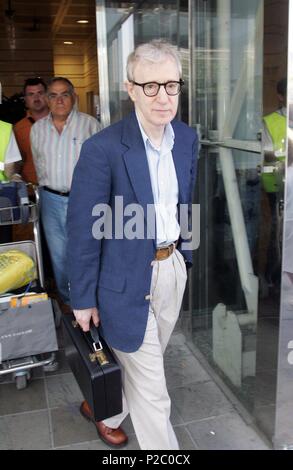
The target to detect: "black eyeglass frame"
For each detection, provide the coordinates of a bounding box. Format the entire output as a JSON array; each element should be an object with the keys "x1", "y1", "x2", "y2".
[{"x1": 130, "y1": 79, "x2": 184, "y2": 96}]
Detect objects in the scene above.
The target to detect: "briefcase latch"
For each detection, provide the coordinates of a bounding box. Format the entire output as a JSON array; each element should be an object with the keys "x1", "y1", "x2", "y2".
[
  {"x1": 71, "y1": 320, "x2": 110, "y2": 366},
  {"x1": 89, "y1": 341, "x2": 109, "y2": 366},
  {"x1": 89, "y1": 342, "x2": 110, "y2": 366}
]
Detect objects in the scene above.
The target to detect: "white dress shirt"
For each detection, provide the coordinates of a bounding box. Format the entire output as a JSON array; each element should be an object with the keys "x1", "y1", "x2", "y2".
[{"x1": 137, "y1": 116, "x2": 180, "y2": 246}]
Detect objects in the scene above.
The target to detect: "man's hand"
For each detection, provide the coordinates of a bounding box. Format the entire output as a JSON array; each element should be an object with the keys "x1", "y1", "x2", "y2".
[{"x1": 73, "y1": 307, "x2": 100, "y2": 332}]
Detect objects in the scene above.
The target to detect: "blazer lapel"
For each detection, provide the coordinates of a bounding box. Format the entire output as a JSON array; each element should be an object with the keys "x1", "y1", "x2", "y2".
[
  {"x1": 122, "y1": 113, "x2": 156, "y2": 242},
  {"x1": 172, "y1": 128, "x2": 190, "y2": 204}
]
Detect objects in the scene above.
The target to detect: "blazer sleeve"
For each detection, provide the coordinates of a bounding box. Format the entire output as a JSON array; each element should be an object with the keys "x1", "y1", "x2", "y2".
[{"x1": 67, "y1": 137, "x2": 111, "y2": 309}]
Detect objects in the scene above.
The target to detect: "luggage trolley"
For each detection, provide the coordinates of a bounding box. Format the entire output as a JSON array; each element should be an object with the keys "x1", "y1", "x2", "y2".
[{"x1": 0, "y1": 183, "x2": 58, "y2": 389}]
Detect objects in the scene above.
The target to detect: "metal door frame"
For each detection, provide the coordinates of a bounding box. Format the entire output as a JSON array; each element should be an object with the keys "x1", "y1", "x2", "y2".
[{"x1": 274, "y1": 0, "x2": 293, "y2": 450}]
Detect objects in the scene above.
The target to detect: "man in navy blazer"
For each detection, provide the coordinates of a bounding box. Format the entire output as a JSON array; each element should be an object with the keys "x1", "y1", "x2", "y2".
[{"x1": 67, "y1": 39, "x2": 198, "y2": 449}]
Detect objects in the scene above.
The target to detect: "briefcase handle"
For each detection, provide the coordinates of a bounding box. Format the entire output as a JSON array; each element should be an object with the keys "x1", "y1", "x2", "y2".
[
  {"x1": 72, "y1": 319, "x2": 102, "y2": 351},
  {"x1": 88, "y1": 323, "x2": 110, "y2": 366},
  {"x1": 89, "y1": 324, "x2": 103, "y2": 353}
]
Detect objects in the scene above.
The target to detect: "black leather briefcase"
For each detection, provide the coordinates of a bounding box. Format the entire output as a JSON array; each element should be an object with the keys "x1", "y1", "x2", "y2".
[{"x1": 62, "y1": 313, "x2": 122, "y2": 421}]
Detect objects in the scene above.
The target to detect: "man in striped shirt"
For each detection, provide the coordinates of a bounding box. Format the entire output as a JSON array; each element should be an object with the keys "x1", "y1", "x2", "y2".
[{"x1": 31, "y1": 77, "x2": 101, "y2": 309}]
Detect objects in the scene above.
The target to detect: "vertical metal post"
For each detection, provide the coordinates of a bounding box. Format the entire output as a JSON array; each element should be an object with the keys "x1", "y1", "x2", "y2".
[
  {"x1": 96, "y1": 0, "x2": 111, "y2": 128},
  {"x1": 217, "y1": 0, "x2": 258, "y2": 322},
  {"x1": 274, "y1": 0, "x2": 293, "y2": 450},
  {"x1": 185, "y1": 0, "x2": 194, "y2": 335},
  {"x1": 188, "y1": 0, "x2": 194, "y2": 127}
]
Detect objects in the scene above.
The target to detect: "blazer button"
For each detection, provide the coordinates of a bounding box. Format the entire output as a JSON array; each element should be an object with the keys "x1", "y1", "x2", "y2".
[{"x1": 144, "y1": 294, "x2": 151, "y2": 300}]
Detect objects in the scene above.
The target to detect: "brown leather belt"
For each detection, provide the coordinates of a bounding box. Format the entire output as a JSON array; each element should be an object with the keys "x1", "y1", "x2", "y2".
[{"x1": 155, "y1": 242, "x2": 177, "y2": 261}]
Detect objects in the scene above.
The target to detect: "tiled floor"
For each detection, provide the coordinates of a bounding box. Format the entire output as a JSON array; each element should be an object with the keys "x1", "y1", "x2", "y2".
[{"x1": 0, "y1": 328, "x2": 270, "y2": 450}]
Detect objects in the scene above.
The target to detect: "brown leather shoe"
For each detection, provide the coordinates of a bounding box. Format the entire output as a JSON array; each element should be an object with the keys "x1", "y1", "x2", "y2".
[{"x1": 80, "y1": 400, "x2": 128, "y2": 448}]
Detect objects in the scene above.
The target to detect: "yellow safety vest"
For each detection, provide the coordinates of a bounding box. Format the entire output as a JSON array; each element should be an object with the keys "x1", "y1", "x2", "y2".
[
  {"x1": 261, "y1": 112, "x2": 286, "y2": 193},
  {"x1": 263, "y1": 111, "x2": 286, "y2": 157},
  {"x1": 0, "y1": 120, "x2": 12, "y2": 181}
]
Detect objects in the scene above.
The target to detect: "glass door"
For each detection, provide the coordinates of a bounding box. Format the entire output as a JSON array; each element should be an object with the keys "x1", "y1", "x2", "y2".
[
  {"x1": 274, "y1": 0, "x2": 293, "y2": 449},
  {"x1": 185, "y1": 0, "x2": 290, "y2": 445},
  {"x1": 185, "y1": 0, "x2": 266, "y2": 416},
  {"x1": 187, "y1": 0, "x2": 263, "y2": 383}
]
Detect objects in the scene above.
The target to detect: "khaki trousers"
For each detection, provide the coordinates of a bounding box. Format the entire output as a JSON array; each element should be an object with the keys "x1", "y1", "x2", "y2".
[{"x1": 103, "y1": 249, "x2": 187, "y2": 450}]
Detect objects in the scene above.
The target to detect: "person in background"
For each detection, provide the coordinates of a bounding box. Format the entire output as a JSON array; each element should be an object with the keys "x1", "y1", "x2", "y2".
[
  {"x1": 31, "y1": 77, "x2": 101, "y2": 313},
  {"x1": 67, "y1": 40, "x2": 198, "y2": 449},
  {"x1": 14, "y1": 77, "x2": 49, "y2": 184},
  {"x1": 0, "y1": 119, "x2": 22, "y2": 242},
  {"x1": 263, "y1": 78, "x2": 287, "y2": 158},
  {"x1": 13, "y1": 78, "x2": 52, "y2": 289},
  {"x1": 261, "y1": 78, "x2": 287, "y2": 290}
]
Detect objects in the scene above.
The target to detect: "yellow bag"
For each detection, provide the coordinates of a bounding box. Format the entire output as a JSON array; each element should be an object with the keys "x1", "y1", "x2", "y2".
[{"x1": 0, "y1": 249, "x2": 37, "y2": 294}]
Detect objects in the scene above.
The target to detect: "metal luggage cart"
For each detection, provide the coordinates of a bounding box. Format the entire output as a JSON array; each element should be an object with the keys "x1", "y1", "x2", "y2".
[{"x1": 0, "y1": 184, "x2": 58, "y2": 389}]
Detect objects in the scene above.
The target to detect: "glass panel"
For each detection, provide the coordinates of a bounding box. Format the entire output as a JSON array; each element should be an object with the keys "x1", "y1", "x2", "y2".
[
  {"x1": 191, "y1": 147, "x2": 262, "y2": 402},
  {"x1": 186, "y1": 0, "x2": 289, "y2": 445},
  {"x1": 186, "y1": 0, "x2": 275, "y2": 429},
  {"x1": 190, "y1": 0, "x2": 263, "y2": 142},
  {"x1": 96, "y1": 0, "x2": 189, "y2": 125},
  {"x1": 274, "y1": 0, "x2": 293, "y2": 449}
]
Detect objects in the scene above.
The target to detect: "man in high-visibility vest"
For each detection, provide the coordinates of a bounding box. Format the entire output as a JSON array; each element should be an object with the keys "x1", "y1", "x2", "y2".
[
  {"x1": 262, "y1": 78, "x2": 287, "y2": 289},
  {"x1": 0, "y1": 119, "x2": 22, "y2": 181},
  {"x1": 0, "y1": 119, "x2": 22, "y2": 242},
  {"x1": 263, "y1": 77, "x2": 287, "y2": 164}
]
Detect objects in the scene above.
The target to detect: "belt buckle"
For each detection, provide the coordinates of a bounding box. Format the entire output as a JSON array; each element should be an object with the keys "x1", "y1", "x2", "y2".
[{"x1": 155, "y1": 243, "x2": 174, "y2": 261}]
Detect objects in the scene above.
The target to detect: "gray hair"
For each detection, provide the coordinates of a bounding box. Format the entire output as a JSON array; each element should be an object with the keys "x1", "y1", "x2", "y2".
[
  {"x1": 47, "y1": 77, "x2": 75, "y2": 94},
  {"x1": 126, "y1": 39, "x2": 182, "y2": 81}
]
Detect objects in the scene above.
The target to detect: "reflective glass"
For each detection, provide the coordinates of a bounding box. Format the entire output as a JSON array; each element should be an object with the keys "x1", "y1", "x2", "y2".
[{"x1": 96, "y1": 1, "x2": 186, "y2": 125}]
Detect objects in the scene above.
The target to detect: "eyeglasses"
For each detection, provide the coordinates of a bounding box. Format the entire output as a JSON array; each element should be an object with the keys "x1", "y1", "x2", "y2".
[
  {"x1": 47, "y1": 91, "x2": 73, "y2": 101},
  {"x1": 131, "y1": 79, "x2": 184, "y2": 97}
]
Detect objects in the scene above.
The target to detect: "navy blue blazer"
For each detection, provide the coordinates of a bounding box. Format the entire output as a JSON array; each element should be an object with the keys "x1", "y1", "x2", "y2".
[{"x1": 67, "y1": 112, "x2": 198, "y2": 352}]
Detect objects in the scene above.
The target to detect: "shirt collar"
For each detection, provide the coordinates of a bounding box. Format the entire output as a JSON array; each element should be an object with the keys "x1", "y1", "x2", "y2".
[
  {"x1": 136, "y1": 112, "x2": 174, "y2": 153},
  {"x1": 48, "y1": 108, "x2": 77, "y2": 127}
]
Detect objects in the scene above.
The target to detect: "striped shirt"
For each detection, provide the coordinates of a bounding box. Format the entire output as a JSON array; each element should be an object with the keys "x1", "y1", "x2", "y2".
[{"x1": 30, "y1": 109, "x2": 100, "y2": 192}]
